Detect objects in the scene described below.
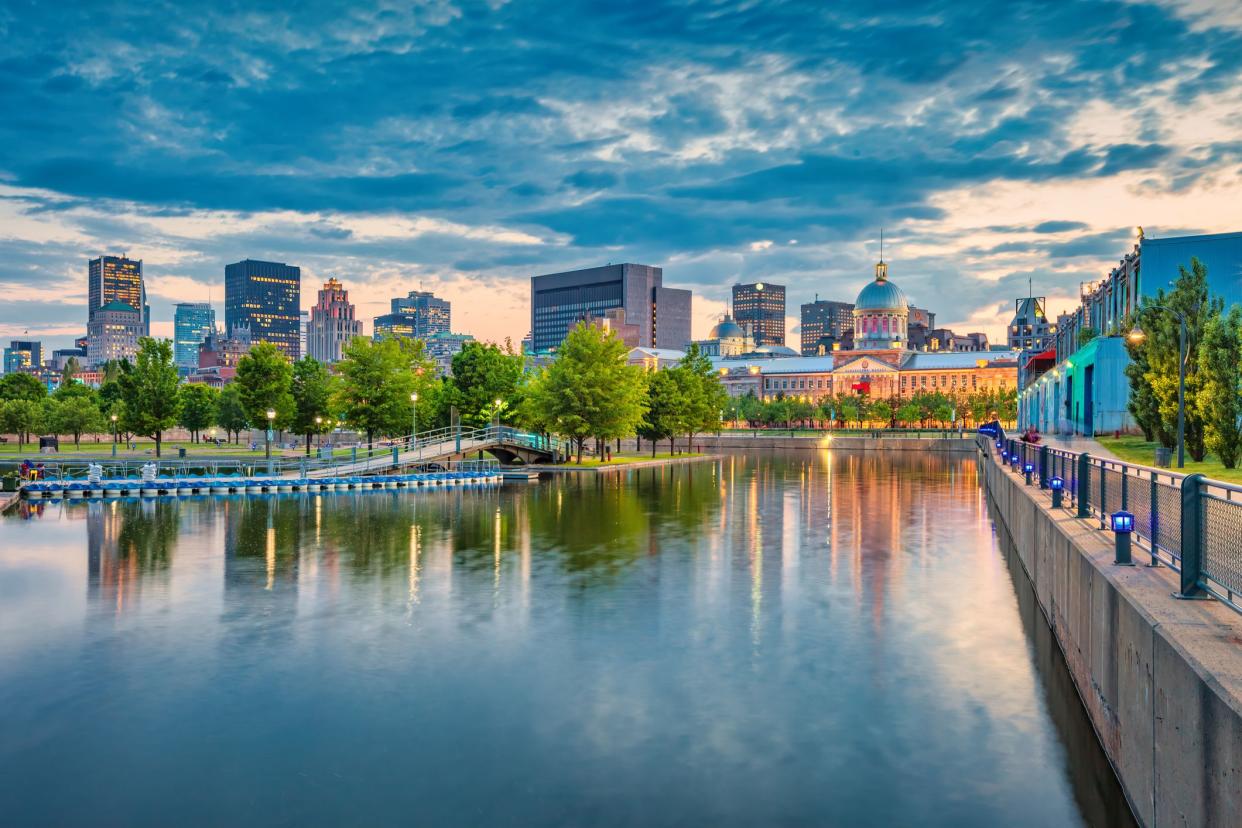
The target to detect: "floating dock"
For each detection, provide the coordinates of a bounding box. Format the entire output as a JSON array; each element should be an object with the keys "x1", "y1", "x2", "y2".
[{"x1": 20, "y1": 470, "x2": 502, "y2": 500}]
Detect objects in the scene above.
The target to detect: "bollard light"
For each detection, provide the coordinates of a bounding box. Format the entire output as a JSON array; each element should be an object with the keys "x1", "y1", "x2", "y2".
[
  {"x1": 1111, "y1": 510, "x2": 1135, "y2": 566},
  {"x1": 1000, "y1": 450, "x2": 1008, "y2": 462},
  {"x1": 1050, "y1": 476, "x2": 1064, "y2": 508},
  {"x1": 1023, "y1": 462, "x2": 1034, "y2": 485}
]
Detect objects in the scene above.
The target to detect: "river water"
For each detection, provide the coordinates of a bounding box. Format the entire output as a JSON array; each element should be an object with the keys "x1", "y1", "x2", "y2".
[{"x1": 0, "y1": 451, "x2": 1133, "y2": 826}]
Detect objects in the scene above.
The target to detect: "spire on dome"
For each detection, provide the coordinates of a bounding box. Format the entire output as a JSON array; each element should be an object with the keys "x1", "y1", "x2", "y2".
[{"x1": 875, "y1": 228, "x2": 888, "y2": 282}]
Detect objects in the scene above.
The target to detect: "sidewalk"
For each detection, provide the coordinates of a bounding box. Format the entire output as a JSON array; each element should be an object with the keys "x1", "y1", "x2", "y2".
[{"x1": 1035, "y1": 433, "x2": 1123, "y2": 463}]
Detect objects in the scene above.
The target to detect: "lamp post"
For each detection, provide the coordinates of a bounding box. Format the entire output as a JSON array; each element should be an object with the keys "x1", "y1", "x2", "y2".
[
  {"x1": 314, "y1": 416, "x2": 322, "y2": 453},
  {"x1": 110, "y1": 413, "x2": 118, "y2": 458},
  {"x1": 265, "y1": 409, "x2": 276, "y2": 460},
  {"x1": 410, "y1": 392, "x2": 419, "y2": 448},
  {"x1": 1128, "y1": 307, "x2": 1188, "y2": 468},
  {"x1": 493, "y1": 397, "x2": 503, "y2": 430}
]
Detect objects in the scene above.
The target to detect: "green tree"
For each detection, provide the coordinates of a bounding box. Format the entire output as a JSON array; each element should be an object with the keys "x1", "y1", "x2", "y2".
[
  {"x1": 117, "y1": 338, "x2": 181, "y2": 457},
  {"x1": 290, "y1": 356, "x2": 334, "y2": 454},
  {"x1": 446, "y1": 341, "x2": 525, "y2": 429},
  {"x1": 62, "y1": 356, "x2": 81, "y2": 386},
  {"x1": 178, "y1": 383, "x2": 218, "y2": 443},
  {"x1": 1076, "y1": 326, "x2": 1099, "y2": 348},
  {"x1": 1197, "y1": 306, "x2": 1242, "y2": 468},
  {"x1": 1140, "y1": 258, "x2": 1221, "y2": 462},
  {"x1": 334, "y1": 337, "x2": 435, "y2": 449},
  {"x1": 48, "y1": 395, "x2": 104, "y2": 448},
  {"x1": 0, "y1": 371, "x2": 47, "y2": 402},
  {"x1": 215, "y1": 384, "x2": 249, "y2": 444},
  {"x1": 638, "y1": 369, "x2": 686, "y2": 455},
  {"x1": 870, "y1": 400, "x2": 893, "y2": 428},
  {"x1": 896, "y1": 400, "x2": 920, "y2": 426},
  {"x1": 522, "y1": 323, "x2": 647, "y2": 463},
  {"x1": 0, "y1": 398, "x2": 43, "y2": 450},
  {"x1": 676, "y1": 344, "x2": 729, "y2": 446},
  {"x1": 235, "y1": 342, "x2": 295, "y2": 439},
  {"x1": 727, "y1": 391, "x2": 763, "y2": 427}
]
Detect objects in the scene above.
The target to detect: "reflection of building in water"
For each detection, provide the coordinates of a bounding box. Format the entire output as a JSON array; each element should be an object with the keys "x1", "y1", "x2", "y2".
[
  {"x1": 86, "y1": 499, "x2": 177, "y2": 613},
  {"x1": 830, "y1": 453, "x2": 907, "y2": 632}
]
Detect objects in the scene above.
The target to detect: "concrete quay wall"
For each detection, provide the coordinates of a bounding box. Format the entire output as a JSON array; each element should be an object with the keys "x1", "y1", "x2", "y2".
[
  {"x1": 980, "y1": 449, "x2": 1242, "y2": 827},
  {"x1": 632, "y1": 435, "x2": 975, "y2": 454}
]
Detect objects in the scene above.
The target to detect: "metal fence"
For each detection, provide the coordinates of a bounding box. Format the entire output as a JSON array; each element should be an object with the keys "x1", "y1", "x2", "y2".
[{"x1": 981, "y1": 435, "x2": 1242, "y2": 614}]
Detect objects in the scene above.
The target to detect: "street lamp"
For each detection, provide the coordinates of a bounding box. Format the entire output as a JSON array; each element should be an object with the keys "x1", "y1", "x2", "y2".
[
  {"x1": 110, "y1": 413, "x2": 118, "y2": 457},
  {"x1": 494, "y1": 397, "x2": 503, "y2": 429},
  {"x1": 1128, "y1": 307, "x2": 1189, "y2": 468},
  {"x1": 410, "y1": 392, "x2": 419, "y2": 448},
  {"x1": 265, "y1": 409, "x2": 276, "y2": 460},
  {"x1": 314, "y1": 416, "x2": 322, "y2": 451}
]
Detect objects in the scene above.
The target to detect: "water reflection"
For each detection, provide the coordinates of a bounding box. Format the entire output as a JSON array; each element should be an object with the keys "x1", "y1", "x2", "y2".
[{"x1": 0, "y1": 453, "x2": 1133, "y2": 827}]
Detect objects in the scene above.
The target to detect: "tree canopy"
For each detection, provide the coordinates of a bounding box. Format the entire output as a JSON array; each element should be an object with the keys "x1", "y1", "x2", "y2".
[{"x1": 117, "y1": 338, "x2": 181, "y2": 457}]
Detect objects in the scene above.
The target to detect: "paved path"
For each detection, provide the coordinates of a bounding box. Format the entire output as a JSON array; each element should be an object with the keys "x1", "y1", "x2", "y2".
[{"x1": 1036, "y1": 434, "x2": 1123, "y2": 462}]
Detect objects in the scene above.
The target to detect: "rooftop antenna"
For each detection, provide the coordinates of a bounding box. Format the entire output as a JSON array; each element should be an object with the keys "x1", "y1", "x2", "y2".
[{"x1": 879, "y1": 228, "x2": 884, "y2": 263}]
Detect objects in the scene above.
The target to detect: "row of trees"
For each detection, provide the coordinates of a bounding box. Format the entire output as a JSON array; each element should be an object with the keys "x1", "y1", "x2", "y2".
[
  {"x1": 723, "y1": 388, "x2": 1017, "y2": 430},
  {"x1": 1125, "y1": 257, "x2": 1242, "y2": 468}
]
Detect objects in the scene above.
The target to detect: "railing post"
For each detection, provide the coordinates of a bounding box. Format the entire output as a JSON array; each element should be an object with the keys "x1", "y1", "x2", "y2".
[
  {"x1": 392, "y1": 446, "x2": 399, "y2": 468},
  {"x1": 1077, "y1": 452, "x2": 1091, "y2": 518},
  {"x1": 1038, "y1": 445, "x2": 1049, "y2": 489},
  {"x1": 1148, "y1": 471, "x2": 1160, "y2": 567},
  {"x1": 1179, "y1": 474, "x2": 1205, "y2": 597},
  {"x1": 1098, "y1": 462, "x2": 1107, "y2": 528}
]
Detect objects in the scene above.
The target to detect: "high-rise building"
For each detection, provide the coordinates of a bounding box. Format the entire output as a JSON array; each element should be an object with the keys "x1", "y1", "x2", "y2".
[
  {"x1": 529, "y1": 263, "x2": 691, "y2": 352},
  {"x1": 373, "y1": 290, "x2": 451, "y2": 341},
  {"x1": 86, "y1": 301, "x2": 144, "y2": 365},
  {"x1": 173, "y1": 302, "x2": 216, "y2": 374},
  {"x1": 224, "y1": 259, "x2": 302, "y2": 359},
  {"x1": 306, "y1": 278, "x2": 362, "y2": 364},
  {"x1": 3, "y1": 340, "x2": 42, "y2": 373},
  {"x1": 424, "y1": 332, "x2": 476, "y2": 376},
  {"x1": 1008, "y1": 296, "x2": 1055, "y2": 351},
  {"x1": 88, "y1": 255, "x2": 149, "y2": 336},
  {"x1": 800, "y1": 299, "x2": 854, "y2": 356},
  {"x1": 732, "y1": 282, "x2": 785, "y2": 346}
]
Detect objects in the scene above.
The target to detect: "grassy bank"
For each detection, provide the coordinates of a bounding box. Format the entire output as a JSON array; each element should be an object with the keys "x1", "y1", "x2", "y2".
[
  {"x1": 1095, "y1": 436, "x2": 1242, "y2": 484},
  {"x1": 548, "y1": 452, "x2": 705, "y2": 468}
]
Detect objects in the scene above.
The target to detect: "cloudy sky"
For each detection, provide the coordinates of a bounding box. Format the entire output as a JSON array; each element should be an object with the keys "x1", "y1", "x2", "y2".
[{"x1": 2, "y1": 0, "x2": 1241, "y2": 353}]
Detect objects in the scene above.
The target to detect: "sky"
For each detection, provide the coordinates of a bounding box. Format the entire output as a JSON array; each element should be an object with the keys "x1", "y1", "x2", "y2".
[{"x1": 2, "y1": 0, "x2": 1242, "y2": 353}]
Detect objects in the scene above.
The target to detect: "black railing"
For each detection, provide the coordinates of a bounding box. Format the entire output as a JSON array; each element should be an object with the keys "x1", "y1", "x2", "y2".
[{"x1": 980, "y1": 435, "x2": 1242, "y2": 614}]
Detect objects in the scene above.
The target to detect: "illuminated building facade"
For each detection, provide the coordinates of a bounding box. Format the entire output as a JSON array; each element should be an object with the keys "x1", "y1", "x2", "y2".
[
  {"x1": 1008, "y1": 297, "x2": 1055, "y2": 351},
  {"x1": 173, "y1": 302, "x2": 216, "y2": 374},
  {"x1": 732, "y1": 282, "x2": 785, "y2": 346},
  {"x1": 225, "y1": 259, "x2": 302, "y2": 359},
  {"x1": 306, "y1": 278, "x2": 362, "y2": 364},
  {"x1": 373, "y1": 290, "x2": 451, "y2": 341},
  {"x1": 4, "y1": 340, "x2": 42, "y2": 373},
  {"x1": 86, "y1": 301, "x2": 144, "y2": 365},
  {"x1": 800, "y1": 299, "x2": 853, "y2": 355},
  {"x1": 88, "y1": 256, "x2": 148, "y2": 336}
]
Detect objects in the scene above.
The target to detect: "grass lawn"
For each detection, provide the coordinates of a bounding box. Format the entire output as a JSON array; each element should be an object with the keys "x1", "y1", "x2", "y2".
[
  {"x1": 1095, "y1": 436, "x2": 1242, "y2": 484},
  {"x1": 551, "y1": 452, "x2": 706, "y2": 467},
  {"x1": 0, "y1": 439, "x2": 270, "y2": 458}
]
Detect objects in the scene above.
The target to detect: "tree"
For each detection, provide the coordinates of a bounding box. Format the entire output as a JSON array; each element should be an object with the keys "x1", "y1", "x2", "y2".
[
  {"x1": 215, "y1": 384, "x2": 249, "y2": 444},
  {"x1": 523, "y1": 323, "x2": 647, "y2": 463},
  {"x1": 445, "y1": 341, "x2": 525, "y2": 429},
  {"x1": 62, "y1": 356, "x2": 81, "y2": 386},
  {"x1": 290, "y1": 356, "x2": 333, "y2": 454},
  {"x1": 870, "y1": 400, "x2": 893, "y2": 428},
  {"x1": 117, "y1": 338, "x2": 181, "y2": 457},
  {"x1": 896, "y1": 401, "x2": 920, "y2": 426},
  {"x1": 676, "y1": 344, "x2": 729, "y2": 447},
  {"x1": 48, "y1": 395, "x2": 104, "y2": 448},
  {"x1": 638, "y1": 370, "x2": 686, "y2": 455},
  {"x1": 1140, "y1": 258, "x2": 1222, "y2": 462},
  {"x1": 1197, "y1": 306, "x2": 1242, "y2": 469},
  {"x1": 0, "y1": 398, "x2": 43, "y2": 450},
  {"x1": 235, "y1": 342, "x2": 295, "y2": 437},
  {"x1": 727, "y1": 391, "x2": 762, "y2": 427},
  {"x1": 0, "y1": 371, "x2": 47, "y2": 402},
  {"x1": 1076, "y1": 327, "x2": 1099, "y2": 348},
  {"x1": 333, "y1": 337, "x2": 434, "y2": 449},
  {"x1": 178, "y1": 383, "x2": 218, "y2": 443}
]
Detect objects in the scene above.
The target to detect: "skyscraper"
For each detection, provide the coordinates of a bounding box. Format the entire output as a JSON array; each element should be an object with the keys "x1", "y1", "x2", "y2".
[
  {"x1": 173, "y1": 302, "x2": 216, "y2": 374},
  {"x1": 306, "y1": 278, "x2": 362, "y2": 364},
  {"x1": 86, "y1": 301, "x2": 144, "y2": 365},
  {"x1": 799, "y1": 299, "x2": 854, "y2": 355},
  {"x1": 373, "y1": 290, "x2": 451, "y2": 341},
  {"x1": 732, "y1": 282, "x2": 785, "y2": 346},
  {"x1": 224, "y1": 259, "x2": 302, "y2": 359},
  {"x1": 88, "y1": 255, "x2": 148, "y2": 335},
  {"x1": 529, "y1": 263, "x2": 691, "y2": 352}
]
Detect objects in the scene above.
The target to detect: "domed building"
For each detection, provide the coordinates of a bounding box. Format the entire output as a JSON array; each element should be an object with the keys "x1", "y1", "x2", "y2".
[
  {"x1": 852, "y1": 258, "x2": 909, "y2": 350},
  {"x1": 694, "y1": 313, "x2": 755, "y2": 357}
]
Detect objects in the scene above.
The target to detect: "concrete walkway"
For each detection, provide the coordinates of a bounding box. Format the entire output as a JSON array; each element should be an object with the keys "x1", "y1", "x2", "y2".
[{"x1": 1035, "y1": 434, "x2": 1123, "y2": 462}]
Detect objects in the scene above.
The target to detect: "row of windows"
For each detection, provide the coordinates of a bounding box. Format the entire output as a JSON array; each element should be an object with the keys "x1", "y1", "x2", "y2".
[{"x1": 761, "y1": 373, "x2": 1010, "y2": 392}]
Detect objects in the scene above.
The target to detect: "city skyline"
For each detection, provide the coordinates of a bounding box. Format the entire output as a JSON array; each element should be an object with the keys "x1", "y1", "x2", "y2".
[{"x1": 3, "y1": 1, "x2": 1242, "y2": 353}]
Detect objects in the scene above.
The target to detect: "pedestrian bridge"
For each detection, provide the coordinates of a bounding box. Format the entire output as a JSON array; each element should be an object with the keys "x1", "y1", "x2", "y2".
[{"x1": 304, "y1": 425, "x2": 555, "y2": 478}]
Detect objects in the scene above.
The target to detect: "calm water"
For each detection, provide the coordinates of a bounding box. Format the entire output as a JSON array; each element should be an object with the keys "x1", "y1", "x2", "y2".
[{"x1": 0, "y1": 451, "x2": 1133, "y2": 827}]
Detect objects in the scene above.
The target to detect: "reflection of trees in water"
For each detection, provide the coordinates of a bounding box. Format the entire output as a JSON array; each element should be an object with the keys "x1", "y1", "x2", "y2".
[
  {"x1": 87, "y1": 499, "x2": 181, "y2": 611},
  {"x1": 225, "y1": 496, "x2": 303, "y2": 590}
]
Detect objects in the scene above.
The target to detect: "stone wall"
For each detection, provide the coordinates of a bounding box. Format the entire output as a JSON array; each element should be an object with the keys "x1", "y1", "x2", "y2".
[{"x1": 980, "y1": 446, "x2": 1242, "y2": 828}]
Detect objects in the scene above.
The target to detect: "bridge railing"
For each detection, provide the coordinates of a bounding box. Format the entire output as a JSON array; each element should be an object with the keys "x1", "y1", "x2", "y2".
[{"x1": 978, "y1": 434, "x2": 1242, "y2": 614}]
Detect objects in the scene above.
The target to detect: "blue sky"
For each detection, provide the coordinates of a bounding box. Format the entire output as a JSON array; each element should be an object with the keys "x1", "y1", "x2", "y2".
[{"x1": 2, "y1": 0, "x2": 1242, "y2": 351}]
